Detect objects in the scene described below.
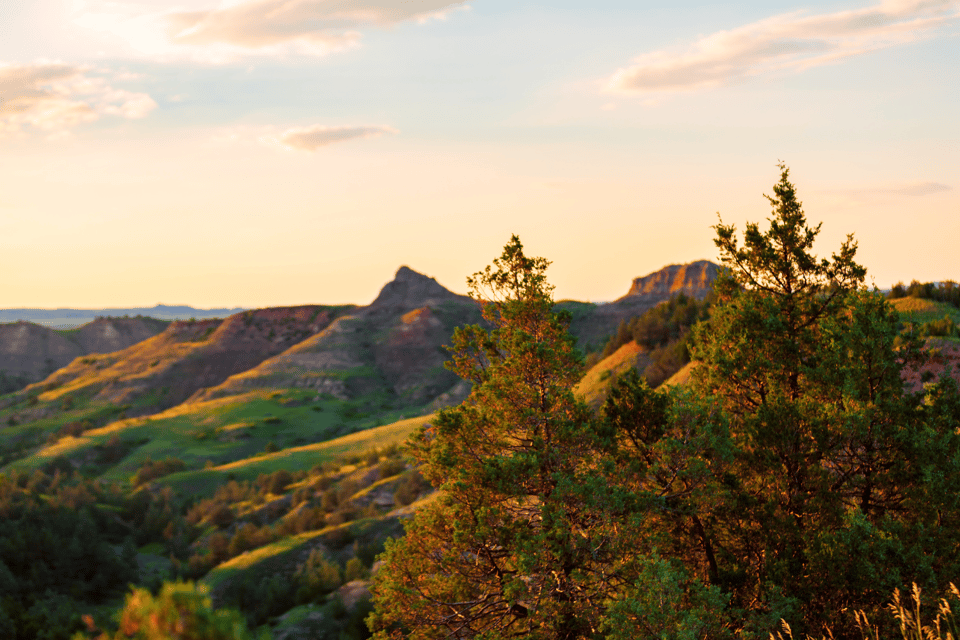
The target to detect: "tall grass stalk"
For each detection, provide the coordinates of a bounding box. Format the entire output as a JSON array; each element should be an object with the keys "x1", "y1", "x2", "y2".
[{"x1": 772, "y1": 584, "x2": 960, "y2": 640}]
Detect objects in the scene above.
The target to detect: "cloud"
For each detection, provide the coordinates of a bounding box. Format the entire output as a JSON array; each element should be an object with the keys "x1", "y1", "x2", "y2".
[
  {"x1": 0, "y1": 63, "x2": 156, "y2": 137},
  {"x1": 74, "y1": 0, "x2": 470, "y2": 61},
  {"x1": 606, "y1": 0, "x2": 960, "y2": 94},
  {"x1": 820, "y1": 180, "x2": 951, "y2": 206},
  {"x1": 888, "y1": 181, "x2": 952, "y2": 196},
  {"x1": 275, "y1": 124, "x2": 398, "y2": 150}
]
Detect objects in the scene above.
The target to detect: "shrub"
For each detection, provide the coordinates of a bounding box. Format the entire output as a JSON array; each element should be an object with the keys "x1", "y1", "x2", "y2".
[
  {"x1": 265, "y1": 469, "x2": 292, "y2": 494},
  {"x1": 392, "y1": 470, "x2": 427, "y2": 507},
  {"x1": 378, "y1": 457, "x2": 406, "y2": 478},
  {"x1": 295, "y1": 548, "x2": 343, "y2": 603},
  {"x1": 133, "y1": 458, "x2": 186, "y2": 486},
  {"x1": 79, "y1": 581, "x2": 263, "y2": 640},
  {"x1": 344, "y1": 556, "x2": 368, "y2": 582}
]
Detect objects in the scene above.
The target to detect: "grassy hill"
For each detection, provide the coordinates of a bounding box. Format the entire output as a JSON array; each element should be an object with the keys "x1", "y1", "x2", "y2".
[
  {"x1": 575, "y1": 341, "x2": 651, "y2": 409},
  {"x1": 890, "y1": 296, "x2": 960, "y2": 327}
]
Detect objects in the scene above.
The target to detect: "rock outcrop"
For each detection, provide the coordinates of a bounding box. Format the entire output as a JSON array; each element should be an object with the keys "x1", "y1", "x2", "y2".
[{"x1": 616, "y1": 260, "x2": 719, "y2": 302}]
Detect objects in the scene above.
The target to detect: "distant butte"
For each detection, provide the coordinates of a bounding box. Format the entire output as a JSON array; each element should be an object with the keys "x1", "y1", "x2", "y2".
[{"x1": 616, "y1": 260, "x2": 719, "y2": 302}]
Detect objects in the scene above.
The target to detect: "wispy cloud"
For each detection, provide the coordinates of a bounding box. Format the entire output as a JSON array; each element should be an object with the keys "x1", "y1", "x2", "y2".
[
  {"x1": 820, "y1": 180, "x2": 951, "y2": 206},
  {"x1": 74, "y1": 0, "x2": 470, "y2": 62},
  {"x1": 274, "y1": 124, "x2": 398, "y2": 150},
  {"x1": 606, "y1": 0, "x2": 960, "y2": 94},
  {"x1": 886, "y1": 181, "x2": 952, "y2": 196},
  {"x1": 0, "y1": 63, "x2": 156, "y2": 138}
]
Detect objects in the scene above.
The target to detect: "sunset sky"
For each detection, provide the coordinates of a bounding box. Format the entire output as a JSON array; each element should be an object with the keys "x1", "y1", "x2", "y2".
[{"x1": 1, "y1": 0, "x2": 957, "y2": 309}]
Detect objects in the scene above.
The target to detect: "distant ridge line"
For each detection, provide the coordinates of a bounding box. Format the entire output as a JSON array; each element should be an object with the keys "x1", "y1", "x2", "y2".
[{"x1": 0, "y1": 305, "x2": 250, "y2": 328}]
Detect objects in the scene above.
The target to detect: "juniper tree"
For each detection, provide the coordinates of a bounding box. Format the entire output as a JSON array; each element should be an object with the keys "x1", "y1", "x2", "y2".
[
  {"x1": 369, "y1": 236, "x2": 627, "y2": 640},
  {"x1": 685, "y1": 164, "x2": 960, "y2": 634}
]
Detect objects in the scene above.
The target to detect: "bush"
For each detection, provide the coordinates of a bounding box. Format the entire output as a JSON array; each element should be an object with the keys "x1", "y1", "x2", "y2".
[
  {"x1": 295, "y1": 548, "x2": 343, "y2": 603},
  {"x1": 921, "y1": 316, "x2": 958, "y2": 338},
  {"x1": 344, "y1": 556, "x2": 368, "y2": 582},
  {"x1": 133, "y1": 457, "x2": 186, "y2": 486},
  {"x1": 265, "y1": 469, "x2": 292, "y2": 494},
  {"x1": 77, "y1": 581, "x2": 264, "y2": 640},
  {"x1": 392, "y1": 470, "x2": 427, "y2": 507},
  {"x1": 378, "y1": 457, "x2": 406, "y2": 478}
]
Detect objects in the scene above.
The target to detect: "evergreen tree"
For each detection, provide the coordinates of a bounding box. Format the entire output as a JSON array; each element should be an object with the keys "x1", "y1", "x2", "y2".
[
  {"x1": 686, "y1": 164, "x2": 960, "y2": 634},
  {"x1": 369, "y1": 236, "x2": 622, "y2": 639}
]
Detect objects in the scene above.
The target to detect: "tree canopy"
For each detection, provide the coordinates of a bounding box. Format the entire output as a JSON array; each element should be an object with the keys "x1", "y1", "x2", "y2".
[
  {"x1": 370, "y1": 236, "x2": 624, "y2": 639},
  {"x1": 370, "y1": 168, "x2": 960, "y2": 639}
]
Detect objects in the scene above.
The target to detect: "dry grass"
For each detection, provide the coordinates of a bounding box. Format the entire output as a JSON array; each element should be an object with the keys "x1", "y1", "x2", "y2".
[
  {"x1": 576, "y1": 341, "x2": 650, "y2": 409},
  {"x1": 772, "y1": 584, "x2": 960, "y2": 640}
]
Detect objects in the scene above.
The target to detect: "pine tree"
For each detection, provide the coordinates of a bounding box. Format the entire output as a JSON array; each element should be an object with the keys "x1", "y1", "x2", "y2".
[{"x1": 369, "y1": 236, "x2": 622, "y2": 640}]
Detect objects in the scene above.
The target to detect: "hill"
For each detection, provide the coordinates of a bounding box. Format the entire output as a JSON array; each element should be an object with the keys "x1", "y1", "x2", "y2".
[
  {"x1": 190, "y1": 266, "x2": 478, "y2": 409},
  {"x1": 0, "y1": 316, "x2": 170, "y2": 394},
  {"x1": 4, "y1": 258, "x2": 959, "y2": 640},
  {"x1": 563, "y1": 260, "x2": 719, "y2": 350},
  {"x1": 575, "y1": 342, "x2": 651, "y2": 409},
  {"x1": 0, "y1": 262, "x2": 722, "y2": 476}
]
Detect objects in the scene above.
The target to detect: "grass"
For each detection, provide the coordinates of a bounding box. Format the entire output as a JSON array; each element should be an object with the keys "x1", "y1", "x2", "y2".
[
  {"x1": 662, "y1": 361, "x2": 698, "y2": 388},
  {"x1": 7, "y1": 377, "x2": 433, "y2": 481},
  {"x1": 774, "y1": 583, "x2": 960, "y2": 640},
  {"x1": 203, "y1": 514, "x2": 406, "y2": 598},
  {"x1": 5, "y1": 389, "x2": 351, "y2": 478},
  {"x1": 890, "y1": 298, "x2": 960, "y2": 325},
  {"x1": 161, "y1": 414, "x2": 432, "y2": 498},
  {"x1": 575, "y1": 341, "x2": 650, "y2": 409}
]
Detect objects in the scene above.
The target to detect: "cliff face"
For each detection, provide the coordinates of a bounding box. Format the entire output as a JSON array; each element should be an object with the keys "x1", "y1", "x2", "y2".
[
  {"x1": 9, "y1": 306, "x2": 349, "y2": 420},
  {"x1": 616, "y1": 260, "x2": 719, "y2": 302},
  {"x1": 0, "y1": 322, "x2": 81, "y2": 381},
  {"x1": 566, "y1": 260, "x2": 720, "y2": 351}
]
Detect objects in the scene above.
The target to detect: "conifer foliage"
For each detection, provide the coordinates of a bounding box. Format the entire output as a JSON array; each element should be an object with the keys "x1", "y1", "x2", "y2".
[
  {"x1": 369, "y1": 236, "x2": 620, "y2": 639},
  {"x1": 687, "y1": 164, "x2": 960, "y2": 634},
  {"x1": 369, "y1": 170, "x2": 960, "y2": 639}
]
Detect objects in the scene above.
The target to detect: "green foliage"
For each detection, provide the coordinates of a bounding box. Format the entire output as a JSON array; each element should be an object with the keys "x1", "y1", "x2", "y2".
[
  {"x1": 602, "y1": 291, "x2": 713, "y2": 358},
  {"x1": 918, "y1": 315, "x2": 958, "y2": 338},
  {"x1": 344, "y1": 556, "x2": 369, "y2": 582},
  {"x1": 889, "y1": 280, "x2": 960, "y2": 308},
  {"x1": 600, "y1": 554, "x2": 728, "y2": 640},
  {"x1": 295, "y1": 548, "x2": 344, "y2": 602},
  {"x1": 133, "y1": 457, "x2": 187, "y2": 485},
  {"x1": 679, "y1": 164, "x2": 960, "y2": 635},
  {"x1": 77, "y1": 581, "x2": 266, "y2": 640},
  {"x1": 598, "y1": 292, "x2": 713, "y2": 387},
  {"x1": 371, "y1": 236, "x2": 624, "y2": 639},
  {"x1": 0, "y1": 472, "x2": 143, "y2": 640}
]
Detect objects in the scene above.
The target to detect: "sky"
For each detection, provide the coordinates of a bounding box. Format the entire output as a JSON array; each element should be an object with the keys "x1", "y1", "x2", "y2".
[{"x1": 1, "y1": 0, "x2": 957, "y2": 309}]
